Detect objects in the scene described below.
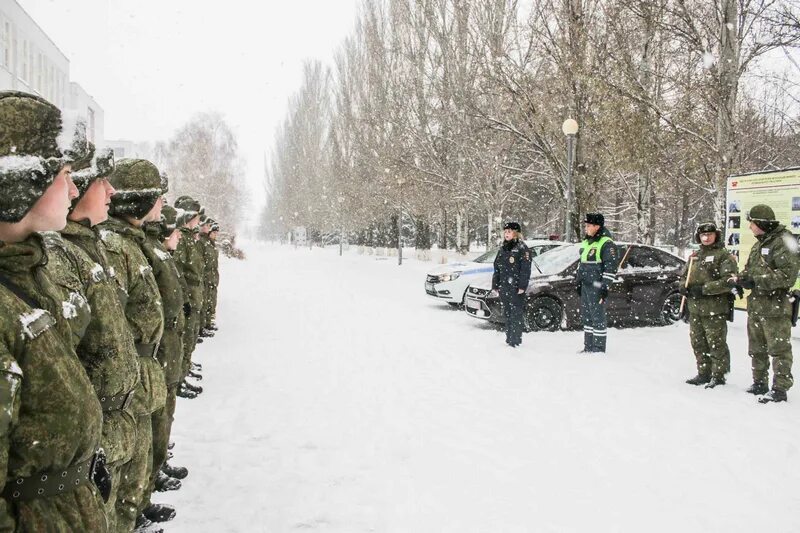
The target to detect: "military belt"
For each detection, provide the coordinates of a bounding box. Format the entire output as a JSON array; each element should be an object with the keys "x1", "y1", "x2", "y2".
[
  {"x1": 99, "y1": 389, "x2": 135, "y2": 412},
  {"x1": 136, "y1": 343, "x2": 158, "y2": 358},
  {"x1": 3, "y1": 452, "x2": 100, "y2": 502}
]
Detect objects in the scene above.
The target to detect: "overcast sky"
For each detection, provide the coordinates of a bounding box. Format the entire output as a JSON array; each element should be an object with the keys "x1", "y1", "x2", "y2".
[{"x1": 17, "y1": 0, "x2": 360, "y2": 207}]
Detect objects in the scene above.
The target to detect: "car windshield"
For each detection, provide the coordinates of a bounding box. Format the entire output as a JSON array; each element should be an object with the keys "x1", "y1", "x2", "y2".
[
  {"x1": 474, "y1": 249, "x2": 498, "y2": 263},
  {"x1": 530, "y1": 244, "x2": 581, "y2": 276}
]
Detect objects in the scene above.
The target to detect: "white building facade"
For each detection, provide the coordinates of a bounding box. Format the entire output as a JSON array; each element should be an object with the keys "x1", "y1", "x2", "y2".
[{"x1": 0, "y1": 0, "x2": 104, "y2": 146}]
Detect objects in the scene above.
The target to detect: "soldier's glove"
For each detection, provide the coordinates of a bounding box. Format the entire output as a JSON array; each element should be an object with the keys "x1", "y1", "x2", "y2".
[
  {"x1": 599, "y1": 286, "x2": 609, "y2": 300},
  {"x1": 91, "y1": 450, "x2": 112, "y2": 503},
  {"x1": 739, "y1": 275, "x2": 755, "y2": 290},
  {"x1": 732, "y1": 285, "x2": 744, "y2": 299},
  {"x1": 183, "y1": 302, "x2": 192, "y2": 318},
  {"x1": 688, "y1": 285, "x2": 704, "y2": 298}
]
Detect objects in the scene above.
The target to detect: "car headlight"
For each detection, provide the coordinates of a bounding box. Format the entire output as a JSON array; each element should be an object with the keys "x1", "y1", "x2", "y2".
[{"x1": 440, "y1": 272, "x2": 461, "y2": 282}]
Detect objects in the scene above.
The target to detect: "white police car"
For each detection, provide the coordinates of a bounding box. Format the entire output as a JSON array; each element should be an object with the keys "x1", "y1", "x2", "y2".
[{"x1": 425, "y1": 240, "x2": 567, "y2": 306}]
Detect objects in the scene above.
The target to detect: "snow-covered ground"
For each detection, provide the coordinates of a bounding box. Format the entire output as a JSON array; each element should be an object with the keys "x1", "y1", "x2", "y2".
[{"x1": 158, "y1": 242, "x2": 800, "y2": 533}]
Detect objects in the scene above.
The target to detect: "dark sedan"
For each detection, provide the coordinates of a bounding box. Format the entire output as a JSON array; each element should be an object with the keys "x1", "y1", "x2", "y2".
[{"x1": 464, "y1": 243, "x2": 685, "y2": 331}]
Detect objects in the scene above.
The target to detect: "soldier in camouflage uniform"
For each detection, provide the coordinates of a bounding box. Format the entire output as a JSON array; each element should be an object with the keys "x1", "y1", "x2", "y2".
[
  {"x1": 679, "y1": 222, "x2": 738, "y2": 388},
  {"x1": 730, "y1": 205, "x2": 800, "y2": 403},
  {"x1": 173, "y1": 196, "x2": 206, "y2": 394},
  {"x1": 200, "y1": 218, "x2": 219, "y2": 335},
  {"x1": 42, "y1": 140, "x2": 143, "y2": 529},
  {"x1": 138, "y1": 191, "x2": 189, "y2": 525},
  {"x1": 0, "y1": 91, "x2": 107, "y2": 531},
  {"x1": 98, "y1": 158, "x2": 168, "y2": 530},
  {"x1": 204, "y1": 221, "x2": 221, "y2": 331}
]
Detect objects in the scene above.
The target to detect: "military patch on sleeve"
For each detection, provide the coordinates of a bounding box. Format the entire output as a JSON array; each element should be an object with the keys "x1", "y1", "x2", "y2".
[{"x1": 18, "y1": 309, "x2": 56, "y2": 340}]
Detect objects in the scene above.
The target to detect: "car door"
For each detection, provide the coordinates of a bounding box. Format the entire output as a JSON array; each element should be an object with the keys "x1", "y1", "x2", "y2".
[{"x1": 620, "y1": 246, "x2": 671, "y2": 321}]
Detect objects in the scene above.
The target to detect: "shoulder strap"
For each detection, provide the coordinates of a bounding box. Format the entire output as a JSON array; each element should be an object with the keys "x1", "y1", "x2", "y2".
[{"x1": 0, "y1": 272, "x2": 39, "y2": 309}]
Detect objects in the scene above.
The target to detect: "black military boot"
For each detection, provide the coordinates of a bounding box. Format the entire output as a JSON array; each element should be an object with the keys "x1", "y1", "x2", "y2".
[
  {"x1": 162, "y1": 462, "x2": 188, "y2": 480},
  {"x1": 187, "y1": 369, "x2": 203, "y2": 380},
  {"x1": 142, "y1": 503, "x2": 176, "y2": 523},
  {"x1": 154, "y1": 470, "x2": 182, "y2": 492},
  {"x1": 685, "y1": 374, "x2": 711, "y2": 386},
  {"x1": 704, "y1": 376, "x2": 726, "y2": 389},
  {"x1": 746, "y1": 382, "x2": 769, "y2": 395},
  {"x1": 134, "y1": 513, "x2": 163, "y2": 533},
  {"x1": 183, "y1": 380, "x2": 203, "y2": 394},
  {"x1": 758, "y1": 389, "x2": 787, "y2": 404},
  {"x1": 196, "y1": 337, "x2": 204, "y2": 344},
  {"x1": 191, "y1": 362, "x2": 203, "y2": 372},
  {"x1": 167, "y1": 441, "x2": 175, "y2": 450},
  {"x1": 177, "y1": 385, "x2": 197, "y2": 399}
]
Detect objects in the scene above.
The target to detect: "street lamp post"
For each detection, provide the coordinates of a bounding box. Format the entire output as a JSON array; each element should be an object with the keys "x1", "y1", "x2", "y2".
[
  {"x1": 397, "y1": 177, "x2": 406, "y2": 265},
  {"x1": 562, "y1": 118, "x2": 579, "y2": 242}
]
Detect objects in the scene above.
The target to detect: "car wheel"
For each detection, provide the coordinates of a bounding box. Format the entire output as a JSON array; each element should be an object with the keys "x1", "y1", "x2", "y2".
[
  {"x1": 525, "y1": 297, "x2": 562, "y2": 332},
  {"x1": 660, "y1": 291, "x2": 683, "y2": 325}
]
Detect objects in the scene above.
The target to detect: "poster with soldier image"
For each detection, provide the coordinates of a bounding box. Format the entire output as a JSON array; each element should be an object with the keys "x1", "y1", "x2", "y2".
[{"x1": 726, "y1": 168, "x2": 800, "y2": 310}]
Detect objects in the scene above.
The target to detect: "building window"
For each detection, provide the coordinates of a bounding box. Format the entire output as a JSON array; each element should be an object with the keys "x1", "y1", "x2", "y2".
[{"x1": 87, "y1": 107, "x2": 96, "y2": 143}]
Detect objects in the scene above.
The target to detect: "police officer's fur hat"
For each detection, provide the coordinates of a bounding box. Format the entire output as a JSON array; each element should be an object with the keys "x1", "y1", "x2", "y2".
[
  {"x1": 0, "y1": 91, "x2": 66, "y2": 222},
  {"x1": 584, "y1": 213, "x2": 604, "y2": 226},
  {"x1": 503, "y1": 221, "x2": 521, "y2": 231},
  {"x1": 694, "y1": 222, "x2": 722, "y2": 244},
  {"x1": 108, "y1": 158, "x2": 163, "y2": 219}
]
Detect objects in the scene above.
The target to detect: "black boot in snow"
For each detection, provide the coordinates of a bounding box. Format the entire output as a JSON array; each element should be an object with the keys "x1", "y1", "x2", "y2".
[
  {"x1": 142, "y1": 503, "x2": 176, "y2": 523},
  {"x1": 758, "y1": 389, "x2": 787, "y2": 404},
  {"x1": 167, "y1": 441, "x2": 175, "y2": 450},
  {"x1": 134, "y1": 513, "x2": 163, "y2": 533},
  {"x1": 183, "y1": 380, "x2": 203, "y2": 394},
  {"x1": 154, "y1": 470, "x2": 182, "y2": 492},
  {"x1": 162, "y1": 462, "x2": 188, "y2": 480},
  {"x1": 746, "y1": 382, "x2": 769, "y2": 395},
  {"x1": 187, "y1": 370, "x2": 203, "y2": 380},
  {"x1": 196, "y1": 337, "x2": 204, "y2": 344},
  {"x1": 704, "y1": 376, "x2": 726, "y2": 389},
  {"x1": 685, "y1": 374, "x2": 711, "y2": 386}
]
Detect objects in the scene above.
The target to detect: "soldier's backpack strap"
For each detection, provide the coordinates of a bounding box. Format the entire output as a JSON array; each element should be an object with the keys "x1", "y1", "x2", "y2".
[{"x1": 0, "y1": 272, "x2": 39, "y2": 309}]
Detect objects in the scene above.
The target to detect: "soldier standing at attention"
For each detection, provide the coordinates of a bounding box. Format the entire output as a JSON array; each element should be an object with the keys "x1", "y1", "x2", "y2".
[
  {"x1": 204, "y1": 221, "x2": 221, "y2": 332},
  {"x1": 491, "y1": 222, "x2": 531, "y2": 347},
  {"x1": 576, "y1": 213, "x2": 617, "y2": 354},
  {"x1": 98, "y1": 158, "x2": 168, "y2": 530},
  {"x1": 729, "y1": 205, "x2": 800, "y2": 403},
  {"x1": 680, "y1": 222, "x2": 738, "y2": 388},
  {"x1": 0, "y1": 91, "x2": 106, "y2": 531}
]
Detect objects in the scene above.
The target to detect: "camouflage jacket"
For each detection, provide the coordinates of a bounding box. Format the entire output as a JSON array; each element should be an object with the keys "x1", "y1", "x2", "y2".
[
  {"x1": 98, "y1": 217, "x2": 166, "y2": 416},
  {"x1": 741, "y1": 225, "x2": 800, "y2": 317},
  {"x1": 174, "y1": 227, "x2": 205, "y2": 288},
  {"x1": 142, "y1": 223, "x2": 186, "y2": 387},
  {"x1": 680, "y1": 241, "x2": 738, "y2": 317},
  {"x1": 0, "y1": 235, "x2": 104, "y2": 531},
  {"x1": 200, "y1": 235, "x2": 219, "y2": 287},
  {"x1": 57, "y1": 221, "x2": 141, "y2": 464}
]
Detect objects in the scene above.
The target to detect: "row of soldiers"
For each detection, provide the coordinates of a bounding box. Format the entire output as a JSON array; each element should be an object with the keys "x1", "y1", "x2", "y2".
[{"x1": 0, "y1": 90, "x2": 221, "y2": 531}]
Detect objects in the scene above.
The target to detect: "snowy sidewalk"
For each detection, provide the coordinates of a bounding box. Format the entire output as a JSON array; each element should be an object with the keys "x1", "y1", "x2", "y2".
[{"x1": 159, "y1": 243, "x2": 800, "y2": 533}]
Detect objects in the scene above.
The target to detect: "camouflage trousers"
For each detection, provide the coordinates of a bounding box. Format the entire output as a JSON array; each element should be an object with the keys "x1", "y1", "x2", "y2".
[
  {"x1": 141, "y1": 384, "x2": 179, "y2": 512},
  {"x1": 689, "y1": 314, "x2": 729, "y2": 379},
  {"x1": 114, "y1": 413, "x2": 152, "y2": 533},
  {"x1": 204, "y1": 282, "x2": 218, "y2": 328},
  {"x1": 14, "y1": 484, "x2": 107, "y2": 532},
  {"x1": 748, "y1": 314, "x2": 794, "y2": 392},
  {"x1": 182, "y1": 284, "x2": 204, "y2": 376}
]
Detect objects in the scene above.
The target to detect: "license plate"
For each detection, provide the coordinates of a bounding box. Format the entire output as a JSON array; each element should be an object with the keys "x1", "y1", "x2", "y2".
[
  {"x1": 425, "y1": 282, "x2": 434, "y2": 291},
  {"x1": 466, "y1": 299, "x2": 481, "y2": 310}
]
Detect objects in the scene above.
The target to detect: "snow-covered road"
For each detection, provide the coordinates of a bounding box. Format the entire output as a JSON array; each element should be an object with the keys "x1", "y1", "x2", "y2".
[{"x1": 160, "y1": 243, "x2": 800, "y2": 532}]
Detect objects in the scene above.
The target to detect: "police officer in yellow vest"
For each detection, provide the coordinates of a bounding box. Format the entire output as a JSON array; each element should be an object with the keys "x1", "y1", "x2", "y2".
[{"x1": 576, "y1": 213, "x2": 618, "y2": 353}]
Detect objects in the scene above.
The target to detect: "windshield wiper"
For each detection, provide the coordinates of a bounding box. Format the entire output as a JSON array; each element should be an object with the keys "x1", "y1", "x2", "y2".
[{"x1": 531, "y1": 257, "x2": 542, "y2": 274}]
